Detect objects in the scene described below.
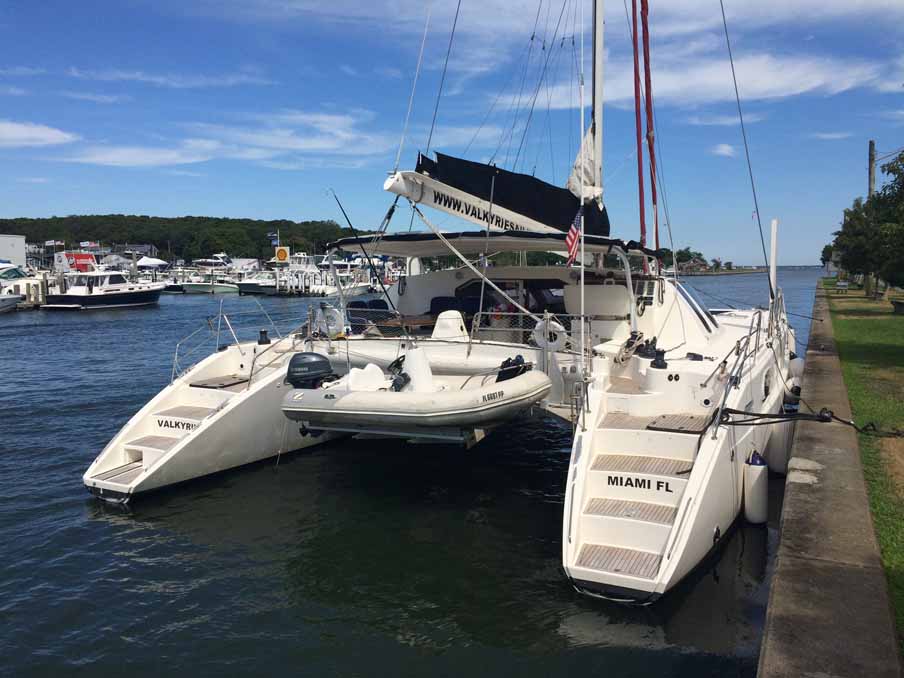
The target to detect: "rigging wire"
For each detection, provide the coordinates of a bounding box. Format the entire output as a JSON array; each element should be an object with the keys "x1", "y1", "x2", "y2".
[
  {"x1": 512, "y1": 0, "x2": 570, "y2": 171},
  {"x1": 719, "y1": 0, "x2": 773, "y2": 300},
  {"x1": 394, "y1": 3, "x2": 432, "y2": 173},
  {"x1": 494, "y1": 0, "x2": 545, "y2": 166},
  {"x1": 425, "y1": 0, "x2": 463, "y2": 157}
]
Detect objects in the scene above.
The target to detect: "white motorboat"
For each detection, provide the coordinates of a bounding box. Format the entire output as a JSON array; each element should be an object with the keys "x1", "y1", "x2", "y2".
[
  {"x1": 1, "y1": 262, "x2": 48, "y2": 307},
  {"x1": 281, "y1": 347, "x2": 551, "y2": 444},
  {"x1": 44, "y1": 271, "x2": 165, "y2": 310},
  {"x1": 0, "y1": 293, "x2": 23, "y2": 313},
  {"x1": 84, "y1": 315, "x2": 338, "y2": 503},
  {"x1": 181, "y1": 274, "x2": 239, "y2": 294}
]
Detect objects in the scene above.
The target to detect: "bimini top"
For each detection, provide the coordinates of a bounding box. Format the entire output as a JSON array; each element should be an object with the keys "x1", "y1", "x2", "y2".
[{"x1": 327, "y1": 230, "x2": 657, "y2": 259}]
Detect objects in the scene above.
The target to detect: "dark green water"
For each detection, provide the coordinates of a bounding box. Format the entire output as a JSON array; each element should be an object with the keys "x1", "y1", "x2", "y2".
[{"x1": 0, "y1": 269, "x2": 821, "y2": 676}]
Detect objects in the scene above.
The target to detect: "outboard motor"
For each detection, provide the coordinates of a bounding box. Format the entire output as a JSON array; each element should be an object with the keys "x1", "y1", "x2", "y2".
[{"x1": 285, "y1": 352, "x2": 334, "y2": 389}]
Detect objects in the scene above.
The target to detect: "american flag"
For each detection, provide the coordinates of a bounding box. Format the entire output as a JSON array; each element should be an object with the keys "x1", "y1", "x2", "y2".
[{"x1": 565, "y1": 206, "x2": 583, "y2": 266}]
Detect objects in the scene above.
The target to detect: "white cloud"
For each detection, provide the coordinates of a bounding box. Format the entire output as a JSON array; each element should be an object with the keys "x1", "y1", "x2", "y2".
[
  {"x1": 0, "y1": 120, "x2": 79, "y2": 147},
  {"x1": 609, "y1": 54, "x2": 877, "y2": 107},
  {"x1": 375, "y1": 66, "x2": 403, "y2": 79},
  {"x1": 166, "y1": 169, "x2": 205, "y2": 177},
  {"x1": 61, "y1": 91, "x2": 130, "y2": 104},
  {"x1": 686, "y1": 112, "x2": 765, "y2": 126},
  {"x1": 0, "y1": 86, "x2": 27, "y2": 96},
  {"x1": 64, "y1": 144, "x2": 213, "y2": 167},
  {"x1": 0, "y1": 66, "x2": 45, "y2": 76},
  {"x1": 709, "y1": 144, "x2": 736, "y2": 158},
  {"x1": 17, "y1": 177, "x2": 49, "y2": 183},
  {"x1": 61, "y1": 107, "x2": 395, "y2": 168},
  {"x1": 339, "y1": 64, "x2": 358, "y2": 77},
  {"x1": 67, "y1": 66, "x2": 274, "y2": 89},
  {"x1": 809, "y1": 132, "x2": 852, "y2": 140},
  {"x1": 881, "y1": 109, "x2": 904, "y2": 122}
]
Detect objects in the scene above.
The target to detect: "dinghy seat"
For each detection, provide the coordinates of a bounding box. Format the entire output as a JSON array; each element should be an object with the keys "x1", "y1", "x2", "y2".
[
  {"x1": 347, "y1": 364, "x2": 389, "y2": 391},
  {"x1": 401, "y1": 347, "x2": 435, "y2": 392},
  {"x1": 431, "y1": 311, "x2": 468, "y2": 341}
]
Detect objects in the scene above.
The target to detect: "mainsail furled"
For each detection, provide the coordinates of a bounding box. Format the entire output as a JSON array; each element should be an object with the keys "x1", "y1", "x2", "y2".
[
  {"x1": 566, "y1": 125, "x2": 603, "y2": 203},
  {"x1": 384, "y1": 152, "x2": 609, "y2": 237}
]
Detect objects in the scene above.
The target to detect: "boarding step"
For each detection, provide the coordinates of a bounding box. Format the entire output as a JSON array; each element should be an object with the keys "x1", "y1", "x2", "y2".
[
  {"x1": 592, "y1": 454, "x2": 692, "y2": 477},
  {"x1": 606, "y1": 378, "x2": 649, "y2": 395},
  {"x1": 580, "y1": 498, "x2": 676, "y2": 552},
  {"x1": 124, "y1": 434, "x2": 181, "y2": 470},
  {"x1": 92, "y1": 461, "x2": 143, "y2": 485},
  {"x1": 576, "y1": 543, "x2": 661, "y2": 581},
  {"x1": 189, "y1": 374, "x2": 249, "y2": 391},
  {"x1": 588, "y1": 454, "x2": 692, "y2": 505},
  {"x1": 153, "y1": 405, "x2": 215, "y2": 434},
  {"x1": 585, "y1": 497, "x2": 677, "y2": 525},
  {"x1": 599, "y1": 412, "x2": 710, "y2": 434},
  {"x1": 594, "y1": 413, "x2": 705, "y2": 460}
]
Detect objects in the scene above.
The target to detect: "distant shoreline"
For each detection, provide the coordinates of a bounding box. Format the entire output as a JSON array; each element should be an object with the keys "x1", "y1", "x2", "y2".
[{"x1": 680, "y1": 268, "x2": 769, "y2": 276}]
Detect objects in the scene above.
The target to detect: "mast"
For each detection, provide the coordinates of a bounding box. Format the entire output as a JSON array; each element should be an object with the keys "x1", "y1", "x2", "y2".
[{"x1": 592, "y1": 0, "x2": 604, "y2": 194}]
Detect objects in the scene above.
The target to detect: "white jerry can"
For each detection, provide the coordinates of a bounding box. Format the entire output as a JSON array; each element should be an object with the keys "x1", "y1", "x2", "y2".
[{"x1": 744, "y1": 451, "x2": 769, "y2": 524}]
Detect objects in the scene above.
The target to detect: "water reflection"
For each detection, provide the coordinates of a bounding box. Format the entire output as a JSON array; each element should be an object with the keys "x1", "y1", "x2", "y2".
[{"x1": 88, "y1": 412, "x2": 781, "y2": 665}]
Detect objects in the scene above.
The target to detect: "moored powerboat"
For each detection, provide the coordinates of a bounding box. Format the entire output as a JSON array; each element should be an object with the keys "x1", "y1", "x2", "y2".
[{"x1": 44, "y1": 271, "x2": 165, "y2": 310}]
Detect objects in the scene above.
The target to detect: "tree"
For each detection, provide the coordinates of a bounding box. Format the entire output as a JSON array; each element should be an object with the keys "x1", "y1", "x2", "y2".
[
  {"x1": 711, "y1": 258, "x2": 722, "y2": 271},
  {"x1": 820, "y1": 244, "x2": 833, "y2": 267},
  {"x1": 832, "y1": 149, "x2": 904, "y2": 294}
]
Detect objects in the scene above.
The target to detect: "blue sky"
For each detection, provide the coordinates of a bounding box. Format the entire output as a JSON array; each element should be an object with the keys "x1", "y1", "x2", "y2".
[{"x1": 0, "y1": 0, "x2": 902, "y2": 264}]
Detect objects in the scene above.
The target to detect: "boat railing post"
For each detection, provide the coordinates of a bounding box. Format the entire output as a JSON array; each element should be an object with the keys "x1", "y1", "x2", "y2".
[
  {"x1": 215, "y1": 298, "x2": 224, "y2": 350},
  {"x1": 222, "y1": 314, "x2": 245, "y2": 356},
  {"x1": 254, "y1": 297, "x2": 281, "y2": 339}
]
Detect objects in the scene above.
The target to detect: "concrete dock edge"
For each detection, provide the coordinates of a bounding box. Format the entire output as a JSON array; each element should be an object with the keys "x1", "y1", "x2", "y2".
[{"x1": 757, "y1": 287, "x2": 901, "y2": 677}]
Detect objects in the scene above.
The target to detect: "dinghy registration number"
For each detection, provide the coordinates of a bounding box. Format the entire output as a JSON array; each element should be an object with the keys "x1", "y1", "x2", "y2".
[{"x1": 481, "y1": 390, "x2": 504, "y2": 403}]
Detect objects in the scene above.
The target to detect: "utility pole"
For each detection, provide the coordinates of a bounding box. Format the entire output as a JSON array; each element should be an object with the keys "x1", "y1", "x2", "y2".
[{"x1": 868, "y1": 139, "x2": 876, "y2": 198}]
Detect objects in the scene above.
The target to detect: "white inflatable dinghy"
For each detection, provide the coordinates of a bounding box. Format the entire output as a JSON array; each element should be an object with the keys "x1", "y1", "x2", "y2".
[{"x1": 281, "y1": 348, "x2": 552, "y2": 443}]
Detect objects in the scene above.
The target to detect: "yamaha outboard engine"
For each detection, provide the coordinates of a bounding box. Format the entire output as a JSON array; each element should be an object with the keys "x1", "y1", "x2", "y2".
[{"x1": 285, "y1": 353, "x2": 334, "y2": 389}]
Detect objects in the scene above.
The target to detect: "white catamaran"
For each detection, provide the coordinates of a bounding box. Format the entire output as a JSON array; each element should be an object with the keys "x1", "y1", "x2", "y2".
[{"x1": 85, "y1": 0, "x2": 799, "y2": 604}]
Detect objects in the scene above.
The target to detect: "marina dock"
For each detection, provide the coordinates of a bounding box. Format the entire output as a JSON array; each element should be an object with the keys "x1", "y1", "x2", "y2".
[{"x1": 758, "y1": 287, "x2": 901, "y2": 677}]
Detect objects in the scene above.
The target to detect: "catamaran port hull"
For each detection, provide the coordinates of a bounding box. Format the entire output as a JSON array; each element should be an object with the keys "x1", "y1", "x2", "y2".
[{"x1": 84, "y1": 342, "x2": 337, "y2": 503}]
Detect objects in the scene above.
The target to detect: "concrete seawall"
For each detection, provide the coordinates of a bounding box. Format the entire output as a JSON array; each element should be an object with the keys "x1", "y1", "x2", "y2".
[{"x1": 758, "y1": 287, "x2": 901, "y2": 677}]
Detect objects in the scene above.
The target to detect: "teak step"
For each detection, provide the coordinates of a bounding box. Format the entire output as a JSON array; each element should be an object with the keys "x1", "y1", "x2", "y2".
[
  {"x1": 585, "y1": 497, "x2": 677, "y2": 525},
  {"x1": 577, "y1": 543, "x2": 661, "y2": 580},
  {"x1": 189, "y1": 374, "x2": 249, "y2": 391},
  {"x1": 599, "y1": 413, "x2": 655, "y2": 430},
  {"x1": 92, "y1": 461, "x2": 143, "y2": 484},
  {"x1": 154, "y1": 405, "x2": 215, "y2": 421},
  {"x1": 592, "y1": 454, "x2": 692, "y2": 478},
  {"x1": 606, "y1": 378, "x2": 648, "y2": 395},
  {"x1": 125, "y1": 435, "x2": 180, "y2": 452}
]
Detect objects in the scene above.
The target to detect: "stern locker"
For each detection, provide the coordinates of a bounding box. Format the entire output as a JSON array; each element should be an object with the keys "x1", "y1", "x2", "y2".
[{"x1": 573, "y1": 411, "x2": 699, "y2": 583}]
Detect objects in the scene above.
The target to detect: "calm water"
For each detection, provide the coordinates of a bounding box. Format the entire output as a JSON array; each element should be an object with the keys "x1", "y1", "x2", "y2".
[{"x1": 0, "y1": 269, "x2": 820, "y2": 677}]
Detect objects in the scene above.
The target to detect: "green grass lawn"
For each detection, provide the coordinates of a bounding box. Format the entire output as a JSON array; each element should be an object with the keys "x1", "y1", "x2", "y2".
[{"x1": 826, "y1": 282, "x2": 904, "y2": 652}]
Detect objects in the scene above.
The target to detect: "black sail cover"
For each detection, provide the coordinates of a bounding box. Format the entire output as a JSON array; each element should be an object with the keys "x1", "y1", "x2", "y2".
[{"x1": 415, "y1": 152, "x2": 610, "y2": 237}]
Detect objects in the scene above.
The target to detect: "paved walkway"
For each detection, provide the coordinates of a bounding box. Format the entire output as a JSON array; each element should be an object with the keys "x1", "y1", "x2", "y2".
[{"x1": 758, "y1": 288, "x2": 901, "y2": 677}]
